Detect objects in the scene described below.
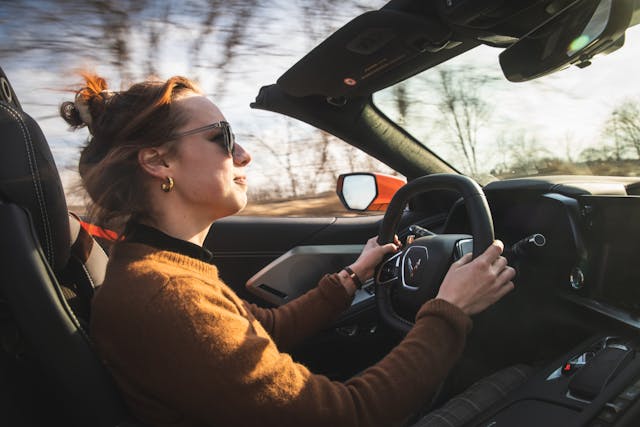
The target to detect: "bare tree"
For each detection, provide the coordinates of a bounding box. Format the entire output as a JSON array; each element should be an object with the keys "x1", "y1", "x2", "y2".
[
  {"x1": 605, "y1": 100, "x2": 640, "y2": 159},
  {"x1": 435, "y1": 68, "x2": 495, "y2": 177},
  {"x1": 393, "y1": 84, "x2": 409, "y2": 126},
  {"x1": 563, "y1": 131, "x2": 576, "y2": 163},
  {"x1": 578, "y1": 146, "x2": 614, "y2": 162},
  {"x1": 305, "y1": 131, "x2": 338, "y2": 194},
  {"x1": 492, "y1": 130, "x2": 553, "y2": 176},
  {"x1": 2, "y1": 0, "x2": 390, "y2": 204},
  {"x1": 189, "y1": 0, "x2": 223, "y2": 79},
  {"x1": 90, "y1": 0, "x2": 152, "y2": 83},
  {"x1": 145, "y1": 2, "x2": 173, "y2": 77},
  {"x1": 247, "y1": 119, "x2": 303, "y2": 198}
]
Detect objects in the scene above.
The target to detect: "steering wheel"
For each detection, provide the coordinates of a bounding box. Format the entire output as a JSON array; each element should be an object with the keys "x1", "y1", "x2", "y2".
[{"x1": 375, "y1": 174, "x2": 494, "y2": 334}]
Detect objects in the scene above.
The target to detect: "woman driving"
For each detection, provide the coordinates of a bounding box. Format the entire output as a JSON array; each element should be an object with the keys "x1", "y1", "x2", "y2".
[{"x1": 60, "y1": 73, "x2": 515, "y2": 427}]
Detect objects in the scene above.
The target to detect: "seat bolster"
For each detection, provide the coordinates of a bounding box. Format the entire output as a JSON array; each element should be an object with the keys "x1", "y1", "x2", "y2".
[
  {"x1": 0, "y1": 66, "x2": 70, "y2": 272},
  {"x1": 0, "y1": 201, "x2": 131, "y2": 427}
]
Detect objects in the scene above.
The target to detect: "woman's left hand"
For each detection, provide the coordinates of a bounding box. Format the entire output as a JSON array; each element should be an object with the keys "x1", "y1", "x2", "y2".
[{"x1": 349, "y1": 236, "x2": 401, "y2": 282}]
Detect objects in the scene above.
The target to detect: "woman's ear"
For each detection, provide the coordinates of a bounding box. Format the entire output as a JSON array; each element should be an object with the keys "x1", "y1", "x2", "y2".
[{"x1": 138, "y1": 147, "x2": 171, "y2": 179}]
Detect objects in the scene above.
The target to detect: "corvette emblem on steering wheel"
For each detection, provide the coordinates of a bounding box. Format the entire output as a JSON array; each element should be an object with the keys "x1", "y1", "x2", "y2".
[
  {"x1": 408, "y1": 257, "x2": 421, "y2": 279},
  {"x1": 402, "y1": 246, "x2": 428, "y2": 289}
]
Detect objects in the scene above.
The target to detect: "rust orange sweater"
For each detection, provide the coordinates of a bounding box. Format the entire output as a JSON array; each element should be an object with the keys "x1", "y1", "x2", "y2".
[{"x1": 91, "y1": 242, "x2": 472, "y2": 427}]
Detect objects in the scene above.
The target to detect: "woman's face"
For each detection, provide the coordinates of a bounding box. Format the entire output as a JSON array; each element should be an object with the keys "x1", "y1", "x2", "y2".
[{"x1": 168, "y1": 94, "x2": 251, "y2": 221}]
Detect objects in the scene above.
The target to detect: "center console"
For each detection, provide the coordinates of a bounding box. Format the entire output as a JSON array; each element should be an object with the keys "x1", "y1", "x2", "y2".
[{"x1": 474, "y1": 335, "x2": 640, "y2": 426}]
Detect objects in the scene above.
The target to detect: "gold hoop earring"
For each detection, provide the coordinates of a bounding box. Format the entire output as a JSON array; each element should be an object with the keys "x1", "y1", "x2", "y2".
[{"x1": 161, "y1": 177, "x2": 174, "y2": 193}]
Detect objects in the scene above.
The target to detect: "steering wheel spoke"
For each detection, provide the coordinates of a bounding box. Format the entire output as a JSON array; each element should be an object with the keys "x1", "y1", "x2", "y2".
[{"x1": 377, "y1": 251, "x2": 403, "y2": 285}]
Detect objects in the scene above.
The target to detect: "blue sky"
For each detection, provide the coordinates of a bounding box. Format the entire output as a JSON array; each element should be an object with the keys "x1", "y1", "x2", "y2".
[{"x1": 2, "y1": 1, "x2": 639, "y2": 198}]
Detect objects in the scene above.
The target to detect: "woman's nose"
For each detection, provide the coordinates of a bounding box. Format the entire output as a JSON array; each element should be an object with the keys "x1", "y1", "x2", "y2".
[{"x1": 233, "y1": 142, "x2": 251, "y2": 166}]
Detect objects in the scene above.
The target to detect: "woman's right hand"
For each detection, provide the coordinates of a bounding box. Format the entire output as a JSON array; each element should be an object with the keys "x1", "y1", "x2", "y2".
[{"x1": 435, "y1": 240, "x2": 515, "y2": 316}]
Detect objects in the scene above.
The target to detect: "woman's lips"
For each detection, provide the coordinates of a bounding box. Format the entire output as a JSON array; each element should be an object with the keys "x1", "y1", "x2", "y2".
[{"x1": 233, "y1": 176, "x2": 247, "y2": 186}]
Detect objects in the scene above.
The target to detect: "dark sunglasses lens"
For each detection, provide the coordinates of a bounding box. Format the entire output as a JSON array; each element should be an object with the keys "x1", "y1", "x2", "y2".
[{"x1": 223, "y1": 123, "x2": 235, "y2": 155}]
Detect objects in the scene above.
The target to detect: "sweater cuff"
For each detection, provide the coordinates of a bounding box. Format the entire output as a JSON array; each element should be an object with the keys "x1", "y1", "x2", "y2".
[
  {"x1": 415, "y1": 298, "x2": 473, "y2": 336},
  {"x1": 318, "y1": 273, "x2": 354, "y2": 311}
]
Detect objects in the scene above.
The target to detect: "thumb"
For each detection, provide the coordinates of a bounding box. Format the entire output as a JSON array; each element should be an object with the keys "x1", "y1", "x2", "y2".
[
  {"x1": 453, "y1": 252, "x2": 472, "y2": 267},
  {"x1": 382, "y1": 242, "x2": 400, "y2": 254}
]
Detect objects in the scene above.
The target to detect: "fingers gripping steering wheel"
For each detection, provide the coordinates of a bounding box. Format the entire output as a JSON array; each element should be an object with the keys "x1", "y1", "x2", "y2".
[{"x1": 375, "y1": 174, "x2": 494, "y2": 334}]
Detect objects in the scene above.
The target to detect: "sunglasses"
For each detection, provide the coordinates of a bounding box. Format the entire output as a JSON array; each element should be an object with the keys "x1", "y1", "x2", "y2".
[{"x1": 172, "y1": 121, "x2": 235, "y2": 156}]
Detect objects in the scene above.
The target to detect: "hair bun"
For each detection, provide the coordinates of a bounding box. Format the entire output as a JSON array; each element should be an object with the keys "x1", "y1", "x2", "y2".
[
  {"x1": 60, "y1": 73, "x2": 112, "y2": 131},
  {"x1": 74, "y1": 93, "x2": 93, "y2": 126},
  {"x1": 59, "y1": 101, "x2": 83, "y2": 128}
]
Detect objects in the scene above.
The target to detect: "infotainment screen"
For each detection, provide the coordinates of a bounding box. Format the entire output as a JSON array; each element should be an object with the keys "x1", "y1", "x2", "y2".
[{"x1": 581, "y1": 196, "x2": 640, "y2": 314}]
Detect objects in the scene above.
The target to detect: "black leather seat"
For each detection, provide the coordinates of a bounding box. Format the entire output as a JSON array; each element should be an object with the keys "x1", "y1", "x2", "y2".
[{"x1": 0, "y1": 66, "x2": 140, "y2": 427}]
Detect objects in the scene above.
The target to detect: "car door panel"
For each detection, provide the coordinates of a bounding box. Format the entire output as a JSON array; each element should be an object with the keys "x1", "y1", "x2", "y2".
[
  {"x1": 203, "y1": 214, "x2": 387, "y2": 378},
  {"x1": 204, "y1": 215, "x2": 382, "y2": 302},
  {"x1": 204, "y1": 212, "x2": 450, "y2": 379}
]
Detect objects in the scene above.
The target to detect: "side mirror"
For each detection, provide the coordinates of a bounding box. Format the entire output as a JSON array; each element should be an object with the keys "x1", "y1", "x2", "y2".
[
  {"x1": 336, "y1": 172, "x2": 406, "y2": 212},
  {"x1": 499, "y1": 0, "x2": 634, "y2": 82}
]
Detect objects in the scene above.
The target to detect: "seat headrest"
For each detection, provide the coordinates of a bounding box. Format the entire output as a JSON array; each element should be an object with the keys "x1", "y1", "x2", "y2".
[{"x1": 0, "y1": 66, "x2": 71, "y2": 272}]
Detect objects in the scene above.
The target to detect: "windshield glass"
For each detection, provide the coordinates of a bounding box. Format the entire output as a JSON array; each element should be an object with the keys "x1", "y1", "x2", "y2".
[{"x1": 373, "y1": 25, "x2": 640, "y2": 180}]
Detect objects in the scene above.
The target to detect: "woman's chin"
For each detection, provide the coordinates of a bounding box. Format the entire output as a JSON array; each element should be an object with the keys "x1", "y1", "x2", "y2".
[
  {"x1": 239, "y1": 197, "x2": 249, "y2": 212},
  {"x1": 232, "y1": 194, "x2": 249, "y2": 215}
]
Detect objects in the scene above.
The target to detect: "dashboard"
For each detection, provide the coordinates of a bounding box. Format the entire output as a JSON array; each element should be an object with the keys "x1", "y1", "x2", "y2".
[
  {"x1": 445, "y1": 175, "x2": 640, "y2": 331},
  {"x1": 435, "y1": 176, "x2": 640, "y2": 425},
  {"x1": 238, "y1": 174, "x2": 640, "y2": 424}
]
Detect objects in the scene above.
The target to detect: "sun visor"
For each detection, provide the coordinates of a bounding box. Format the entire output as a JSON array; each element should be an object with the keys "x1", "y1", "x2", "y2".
[{"x1": 277, "y1": 9, "x2": 477, "y2": 98}]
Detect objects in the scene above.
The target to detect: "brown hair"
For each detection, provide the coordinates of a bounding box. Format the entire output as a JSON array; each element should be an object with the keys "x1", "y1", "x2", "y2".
[{"x1": 60, "y1": 73, "x2": 201, "y2": 232}]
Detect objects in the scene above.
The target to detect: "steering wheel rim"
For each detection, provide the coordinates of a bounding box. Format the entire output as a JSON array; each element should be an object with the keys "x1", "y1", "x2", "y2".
[{"x1": 375, "y1": 173, "x2": 494, "y2": 333}]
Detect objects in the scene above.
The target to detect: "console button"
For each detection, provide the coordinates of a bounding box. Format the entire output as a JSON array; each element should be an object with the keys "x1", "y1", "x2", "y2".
[
  {"x1": 562, "y1": 351, "x2": 596, "y2": 376},
  {"x1": 568, "y1": 347, "x2": 634, "y2": 400},
  {"x1": 597, "y1": 407, "x2": 617, "y2": 423},
  {"x1": 619, "y1": 384, "x2": 640, "y2": 400},
  {"x1": 606, "y1": 397, "x2": 631, "y2": 413}
]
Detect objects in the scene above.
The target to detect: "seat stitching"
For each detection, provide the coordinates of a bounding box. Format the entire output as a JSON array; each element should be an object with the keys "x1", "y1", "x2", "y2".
[
  {"x1": 436, "y1": 404, "x2": 464, "y2": 424},
  {"x1": 0, "y1": 103, "x2": 54, "y2": 265},
  {"x1": 458, "y1": 396, "x2": 482, "y2": 411},
  {"x1": 80, "y1": 260, "x2": 96, "y2": 289},
  {"x1": 428, "y1": 413, "x2": 457, "y2": 427},
  {"x1": 512, "y1": 366, "x2": 529, "y2": 380},
  {"x1": 484, "y1": 380, "x2": 508, "y2": 396}
]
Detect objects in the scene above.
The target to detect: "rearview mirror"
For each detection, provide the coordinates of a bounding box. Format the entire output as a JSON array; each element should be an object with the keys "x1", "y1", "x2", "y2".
[
  {"x1": 336, "y1": 173, "x2": 406, "y2": 211},
  {"x1": 499, "y1": 0, "x2": 634, "y2": 82}
]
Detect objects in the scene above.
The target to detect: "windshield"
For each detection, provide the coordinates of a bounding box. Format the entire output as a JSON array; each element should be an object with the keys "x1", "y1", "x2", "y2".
[{"x1": 373, "y1": 25, "x2": 640, "y2": 180}]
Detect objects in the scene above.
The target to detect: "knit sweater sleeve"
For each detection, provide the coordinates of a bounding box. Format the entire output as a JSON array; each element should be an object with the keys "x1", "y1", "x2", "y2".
[
  {"x1": 117, "y1": 275, "x2": 471, "y2": 427},
  {"x1": 243, "y1": 274, "x2": 353, "y2": 351}
]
